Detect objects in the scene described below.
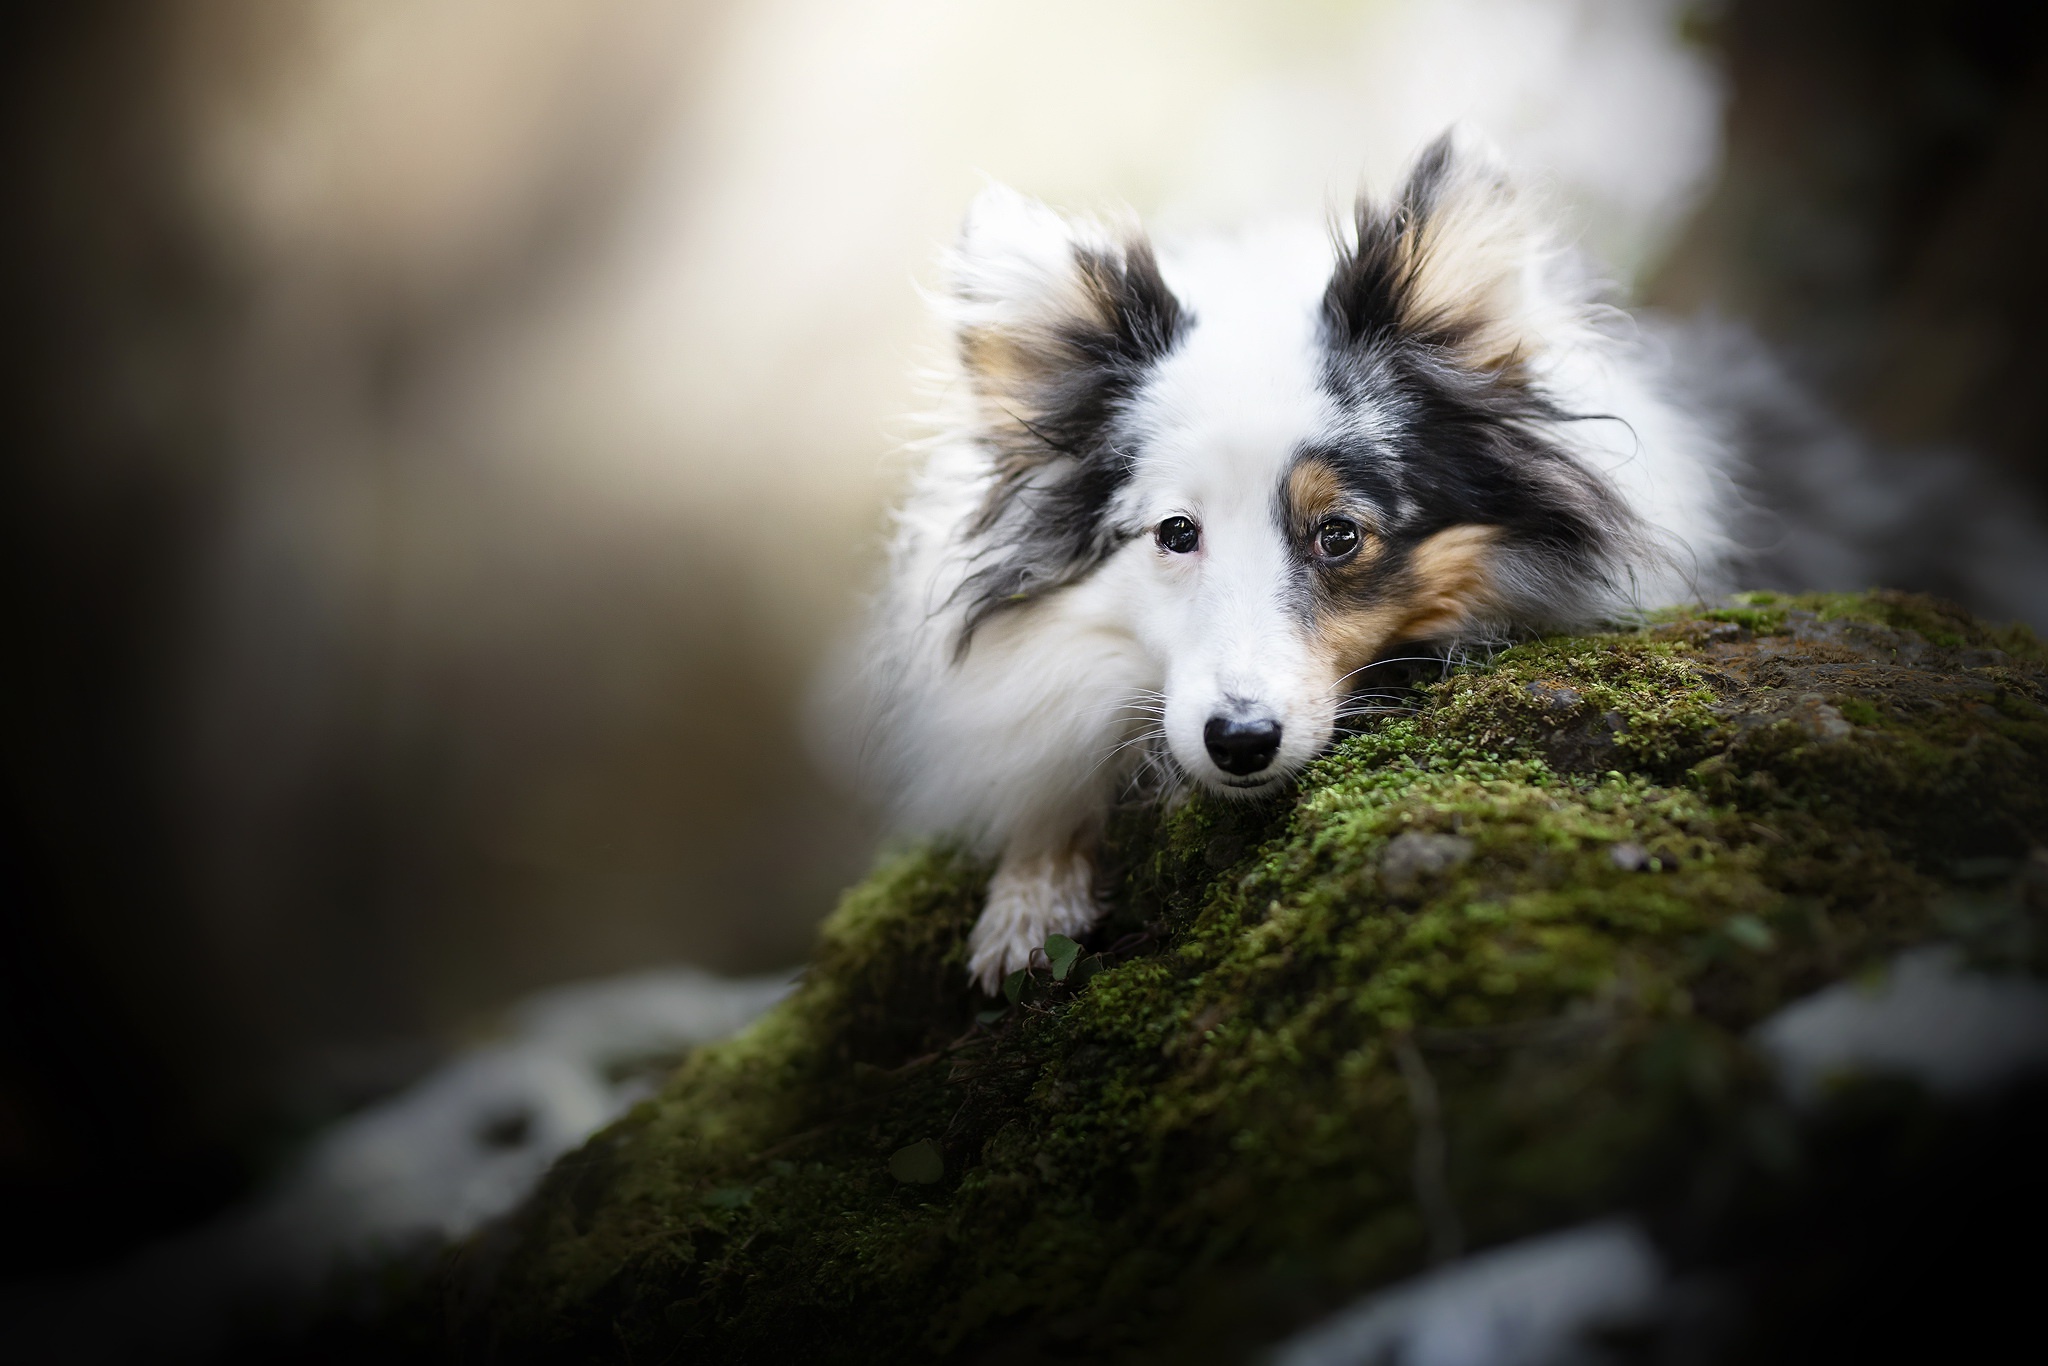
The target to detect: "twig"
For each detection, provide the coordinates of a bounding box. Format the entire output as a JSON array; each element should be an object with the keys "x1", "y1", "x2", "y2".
[{"x1": 1391, "y1": 1030, "x2": 1464, "y2": 1265}]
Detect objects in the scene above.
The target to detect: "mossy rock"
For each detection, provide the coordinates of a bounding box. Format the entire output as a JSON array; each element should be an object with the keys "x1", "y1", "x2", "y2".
[{"x1": 452, "y1": 592, "x2": 2048, "y2": 1363}]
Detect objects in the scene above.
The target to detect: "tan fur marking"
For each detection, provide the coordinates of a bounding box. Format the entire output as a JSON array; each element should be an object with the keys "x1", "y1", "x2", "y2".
[
  {"x1": 1287, "y1": 457, "x2": 1385, "y2": 575},
  {"x1": 1384, "y1": 172, "x2": 1534, "y2": 377},
  {"x1": 1314, "y1": 601, "x2": 1413, "y2": 681},
  {"x1": 957, "y1": 324, "x2": 1071, "y2": 452},
  {"x1": 959, "y1": 328, "x2": 1037, "y2": 392},
  {"x1": 1285, "y1": 459, "x2": 1346, "y2": 522},
  {"x1": 1316, "y1": 524, "x2": 1501, "y2": 676},
  {"x1": 1400, "y1": 523, "x2": 1501, "y2": 637}
]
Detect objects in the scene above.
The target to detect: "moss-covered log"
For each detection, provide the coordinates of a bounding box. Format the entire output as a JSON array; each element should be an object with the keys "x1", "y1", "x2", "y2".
[{"x1": 450, "y1": 593, "x2": 2048, "y2": 1363}]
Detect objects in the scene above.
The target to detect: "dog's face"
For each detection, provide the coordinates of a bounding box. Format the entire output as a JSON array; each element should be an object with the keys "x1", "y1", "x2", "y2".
[
  {"x1": 943, "y1": 136, "x2": 1624, "y2": 795},
  {"x1": 1104, "y1": 269, "x2": 1512, "y2": 792}
]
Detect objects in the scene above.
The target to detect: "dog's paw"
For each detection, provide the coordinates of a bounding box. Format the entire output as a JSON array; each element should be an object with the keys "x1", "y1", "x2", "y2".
[{"x1": 966, "y1": 847, "x2": 1100, "y2": 994}]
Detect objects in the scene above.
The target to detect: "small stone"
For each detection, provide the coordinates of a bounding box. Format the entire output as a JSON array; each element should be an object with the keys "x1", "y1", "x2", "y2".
[
  {"x1": 1609, "y1": 842, "x2": 1651, "y2": 872},
  {"x1": 1524, "y1": 681, "x2": 1583, "y2": 713},
  {"x1": 1788, "y1": 694, "x2": 1853, "y2": 741},
  {"x1": 1205, "y1": 831, "x2": 1246, "y2": 869},
  {"x1": 1725, "y1": 915, "x2": 1776, "y2": 952},
  {"x1": 888, "y1": 1139, "x2": 944, "y2": 1185},
  {"x1": 1381, "y1": 832, "x2": 1475, "y2": 894}
]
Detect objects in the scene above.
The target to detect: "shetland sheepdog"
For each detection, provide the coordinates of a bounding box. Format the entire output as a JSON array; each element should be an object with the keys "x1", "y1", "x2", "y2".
[{"x1": 856, "y1": 132, "x2": 1735, "y2": 992}]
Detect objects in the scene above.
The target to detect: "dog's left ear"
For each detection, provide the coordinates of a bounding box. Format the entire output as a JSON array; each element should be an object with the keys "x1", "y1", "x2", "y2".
[
  {"x1": 943, "y1": 183, "x2": 1186, "y2": 447},
  {"x1": 1324, "y1": 130, "x2": 1555, "y2": 377}
]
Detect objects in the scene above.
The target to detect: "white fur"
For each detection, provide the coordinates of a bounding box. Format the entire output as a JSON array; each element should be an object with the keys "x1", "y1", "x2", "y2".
[{"x1": 857, "y1": 142, "x2": 1736, "y2": 992}]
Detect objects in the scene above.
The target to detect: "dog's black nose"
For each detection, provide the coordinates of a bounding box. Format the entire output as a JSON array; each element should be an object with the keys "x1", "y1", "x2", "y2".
[{"x1": 1204, "y1": 715, "x2": 1282, "y2": 775}]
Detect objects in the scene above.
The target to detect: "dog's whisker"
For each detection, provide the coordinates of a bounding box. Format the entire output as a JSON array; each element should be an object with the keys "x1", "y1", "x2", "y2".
[
  {"x1": 1086, "y1": 724, "x2": 1171, "y2": 784},
  {"x1": 1330, "y1": 654, "x2": 1453, "y2": 691}
]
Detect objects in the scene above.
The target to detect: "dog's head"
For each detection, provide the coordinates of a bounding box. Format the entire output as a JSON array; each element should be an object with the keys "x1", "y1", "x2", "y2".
[{"x1": 942, "y1": 134, "x2": 1637, "y2": 795}]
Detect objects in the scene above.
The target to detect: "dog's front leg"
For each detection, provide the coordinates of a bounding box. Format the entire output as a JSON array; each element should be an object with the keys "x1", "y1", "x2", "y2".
[{"x1": 966, "y1": 836, "x2": 1100, "y2": 994}]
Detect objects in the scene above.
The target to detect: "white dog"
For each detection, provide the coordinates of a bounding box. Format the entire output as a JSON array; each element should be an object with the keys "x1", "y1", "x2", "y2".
[{"x1": 855, "y1": 133, "x2": 1735, "y2": 992}]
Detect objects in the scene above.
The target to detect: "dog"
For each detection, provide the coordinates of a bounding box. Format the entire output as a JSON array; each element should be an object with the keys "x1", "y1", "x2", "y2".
[{"x1": 855, "y1": 132, "x2": 1736, "y2": 992}]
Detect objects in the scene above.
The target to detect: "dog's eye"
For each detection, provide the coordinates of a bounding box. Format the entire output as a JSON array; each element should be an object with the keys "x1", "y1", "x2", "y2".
[
  {"x1": 1156, "y1": 516, "x2": 1201, "y2": 554},
  {"x1": 1314, "y1": 518, "x2": 1362, "y2": 560}
]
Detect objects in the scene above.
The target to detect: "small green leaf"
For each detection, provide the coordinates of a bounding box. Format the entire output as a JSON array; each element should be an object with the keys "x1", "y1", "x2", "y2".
[
  {"x1": 1071, "y1": 955, "x2": 1104, "y2": 985},
  {"x1": 703, "y1": 1186, "x2": 752, "y2": 1210},
  {"x1": 976, "y1": 1007, "x2": 1008, "y2": 1025},
  {"x1": 1002, "y1": 969, "x2": 1028, "y2": 1004},
  {"x1": 888, "y1": 1139, "x2": 944, "y2": 1185},
  {"x1": 1044, "y1": 934, "x2": 1082, "y2": 980},
  {"x1": 1725, "y1": 914, "x2": 1775, "y2": 952}
]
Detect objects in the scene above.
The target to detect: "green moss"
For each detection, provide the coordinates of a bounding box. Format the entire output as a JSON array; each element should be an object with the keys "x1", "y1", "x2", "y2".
[{"x1": 461, "y1": 592, "x2": 2048, "y2": 1363}]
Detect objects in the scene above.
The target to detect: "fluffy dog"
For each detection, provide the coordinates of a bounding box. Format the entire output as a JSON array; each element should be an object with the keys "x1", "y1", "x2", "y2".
[{"x1": 856, "y1": 133, "x2": 1735, "y2": 992}]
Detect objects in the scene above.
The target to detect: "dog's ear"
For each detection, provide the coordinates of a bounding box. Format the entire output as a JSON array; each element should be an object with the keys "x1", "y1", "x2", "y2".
[
  {"x1": 1323, "y1": 131, "x2": 1554, "y2": 377},
  {"x1": 944, "y1": 184, "x2": 1186, "y2": 446}
]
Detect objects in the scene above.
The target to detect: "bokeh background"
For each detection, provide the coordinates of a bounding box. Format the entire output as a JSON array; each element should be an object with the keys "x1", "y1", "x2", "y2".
[{"x1": 5, "y1": 0, "x2": 2045, "y2": 1286}]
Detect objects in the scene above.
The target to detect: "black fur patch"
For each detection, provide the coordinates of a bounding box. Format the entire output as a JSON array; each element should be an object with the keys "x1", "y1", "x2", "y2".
[{"x1": 954, "y1": 239, "x2": 1189, "y2": 653}]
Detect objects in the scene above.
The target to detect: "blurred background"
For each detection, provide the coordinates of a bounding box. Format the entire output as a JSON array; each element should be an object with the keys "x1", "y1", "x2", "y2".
[{"x1": 3, "y1": 0, "x2": 2045, "y2": 1289}]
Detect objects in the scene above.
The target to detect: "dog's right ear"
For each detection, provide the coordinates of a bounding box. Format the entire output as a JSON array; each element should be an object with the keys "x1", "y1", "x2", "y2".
[{"x1": 943, "y1": 184, "x2": 1187, "y2": 447}]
